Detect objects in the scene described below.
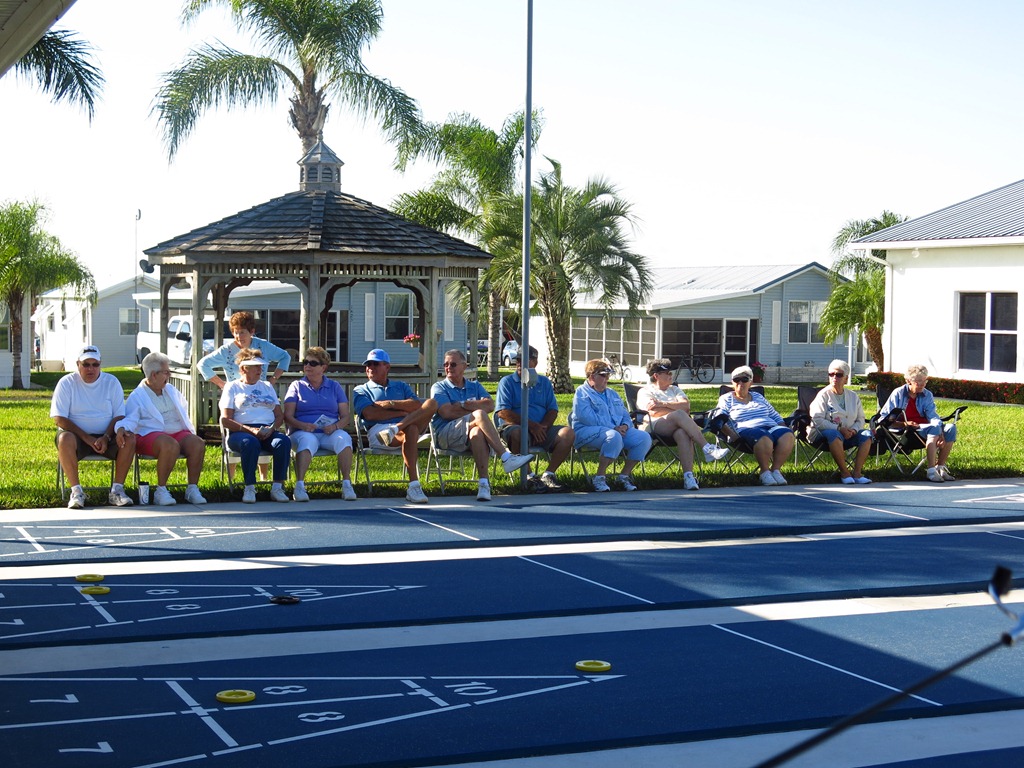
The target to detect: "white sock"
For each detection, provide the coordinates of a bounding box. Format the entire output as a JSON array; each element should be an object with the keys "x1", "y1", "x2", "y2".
[
  {"x1": 72, "y1": 484, "x2": 83, "y2": 493},
  {"x1": 500, "y1": 451, "x2": 512, "y2": 461},
  {"x1": 244, "y1": 485, "x2": 255, "y2": 493},
  {"x1": 478, "y1": 478, "x2": 489, "y2": 486},
  {"x1": 408, "y1": 480, "x2": 421, "y2": 487},
  {"x1": 294, "y1": 480, "x2": 305, "y2": 488},
  {"x1": 112, "y1": 483, "x2": 124, "y2": 493},
  {"x1": 187, "y1": 483, "x2": 199, "y2": 492},
  {"x1": 157, "y1": 485, "x2": 168, "y2": 492},
  {"x1": 271, "y1": 482, "x2": 283, "y2": 491}
]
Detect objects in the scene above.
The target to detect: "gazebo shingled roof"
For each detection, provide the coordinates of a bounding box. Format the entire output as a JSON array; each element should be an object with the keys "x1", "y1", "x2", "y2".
[{"x1": 143, "y1": 137, "x2": 492, "y2": 423}]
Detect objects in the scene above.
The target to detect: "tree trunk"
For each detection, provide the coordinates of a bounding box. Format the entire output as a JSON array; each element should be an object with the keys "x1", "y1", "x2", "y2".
[
  {"x1": 9, "y1": 303, "x2": 24, "y2": 389},
  {"x1": 864, "y1": 325, "x2": 884, "y2": 372}
]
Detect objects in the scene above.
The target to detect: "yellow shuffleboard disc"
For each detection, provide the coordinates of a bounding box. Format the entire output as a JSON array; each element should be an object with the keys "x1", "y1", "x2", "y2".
[
  {"x1": 80, "y1": 586, "x2": 110, "y2": 595},
  {"x1": 575, "y1": 659, "x2": 612, "y2": 673},
  {"x1": 75, "y1": 574, "x2": 104, "y2": 582},
  {"x1": 216, "y1": 690, "x2": 256, "y2": 704}
]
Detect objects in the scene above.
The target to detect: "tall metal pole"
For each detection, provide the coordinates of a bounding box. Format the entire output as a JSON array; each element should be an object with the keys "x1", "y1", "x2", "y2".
[{"x1": 518, "y1": 0, "x2": 534, "y2": 485}]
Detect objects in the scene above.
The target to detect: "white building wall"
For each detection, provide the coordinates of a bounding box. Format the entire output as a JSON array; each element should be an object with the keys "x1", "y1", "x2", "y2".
[
  {"x1": 884, "y1": 245, "x2": 1024, "y2": 382},
  {"x1": 0, "y1": 296, "x2": 32, "y2": 387}
]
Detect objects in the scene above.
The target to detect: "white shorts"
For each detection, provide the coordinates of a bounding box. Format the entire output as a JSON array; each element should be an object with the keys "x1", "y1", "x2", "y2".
[
  {"x1": 435, "y1": 415, "x2": 474, "y2": 452},
  {"x1": 290, "y1": 430, "x2": 352, "y2": 456}
]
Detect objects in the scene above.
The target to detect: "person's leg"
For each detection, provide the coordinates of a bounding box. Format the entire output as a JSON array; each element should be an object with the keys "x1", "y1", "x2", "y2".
[
  {"x1": 180, "y1": 433, "x2": 207, "y2": 485},
  {"x1": 469, "y1": 409, "x2": 509, "y2": 458},
  {"x1": 752, "y1": 435, "x2": 774, "y2": 472},
  {"x1": 113, "y1": 433, "x2": 136, "y2": 485},
  {"x1": 56, "y1": 431, "x2": 83, "y2": 488},
  {"x1": 467, "y1": 427, "x2": 491, "y2": 479},
  {"x1": 770, "y1": 430, "x2": 794, "y2": 471},
  {"x1": 291, "y1": 431, "x2": 317, "y2": 481},
  {"x1": 149, "y1": 433, "x2": 182, "y2": 486},
  {"x1": 264, "y1": 433, "x2": 292, "y2": 483},
  {"x1": 393, "y1": 398, "x2": 438, "y2": 442},
  {"x1": 937, "y1": 424, "x2": 956, "y2": 466},
  {"x1": 227, "y1": 431, "x2": 260, "y2": 485},
  {"x1": 827, "y1": 437, "x2": 852, "y2": 478},
  {"x1": 595, "y1": 430, "x2": 624, "y2": 477},
  {"x1": 546, "y1": 426, "x2": 574, "y2": 473},
  {"x1": 620, "y1": 429, "x2": 652, "y2": 478},
  {"x1": 656, "y1": 418, "x2": 694, "y2": 473},
  {"x1": 323, "y1": 431, "x2": 354, "y2": 482}
]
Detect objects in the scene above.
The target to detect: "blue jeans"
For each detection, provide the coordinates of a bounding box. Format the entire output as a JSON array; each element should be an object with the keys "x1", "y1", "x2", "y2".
[{"x1": 227, "y1": 430, "x2": 291, "y2": 485}]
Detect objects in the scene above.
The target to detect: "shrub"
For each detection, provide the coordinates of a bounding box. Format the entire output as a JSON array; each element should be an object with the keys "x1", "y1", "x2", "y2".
[{"x1": 867, "y1": 371, "x2": 1024, "y2": 404}]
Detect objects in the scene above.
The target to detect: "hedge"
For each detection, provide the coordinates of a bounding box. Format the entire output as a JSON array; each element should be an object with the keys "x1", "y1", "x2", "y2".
[{"x1": 867, "y1": 371, "x2": 1024, "y2": 405}]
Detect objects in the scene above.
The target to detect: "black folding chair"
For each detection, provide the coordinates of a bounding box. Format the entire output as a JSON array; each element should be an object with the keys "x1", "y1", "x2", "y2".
[
  {"x1": 869, "y1": 383, "x2": 968, "y2": 476},
  {"x1": 622, "y1": 382, "x2": 686, "y2": 478},
  {"x1": 703, "y1": 384, "x2": 766, "y2": 473}
]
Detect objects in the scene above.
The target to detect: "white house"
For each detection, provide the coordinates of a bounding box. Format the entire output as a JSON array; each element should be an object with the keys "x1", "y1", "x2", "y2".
[
  {"x1": 33, "y1": 275, "x2": 158, "y2": 370},
  {"x1": 528, "y1": 263, "x2": 856, "y2": 383},
  {"x1": 854, "y1": 178, "x2": 1024, "y2": 383}
]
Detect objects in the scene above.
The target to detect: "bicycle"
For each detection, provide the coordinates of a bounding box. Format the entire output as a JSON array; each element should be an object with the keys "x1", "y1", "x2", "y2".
[
  {"x1": 604, "y1": 353, "x2": 631, "y2": 382},
  {"x1": 673, "y1": 354, "x2": 714, "y2": 384}
]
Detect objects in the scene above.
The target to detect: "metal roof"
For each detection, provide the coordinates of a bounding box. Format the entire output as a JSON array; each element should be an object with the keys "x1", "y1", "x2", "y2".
[
  {"x1": 856, "y1": 178, "x2": 1024, "y2": 245},
  {"x1": 0, "y1": 0, "x2": 76, "y2": 78},
  {"x1": 577, "y1": 262, "x2": 834, "y2": 311}
]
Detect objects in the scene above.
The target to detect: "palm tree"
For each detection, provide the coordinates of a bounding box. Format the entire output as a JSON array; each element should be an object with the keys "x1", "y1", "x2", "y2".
[
  {"x1": 392, "y1": 110, "x2": 540, "y2": 375},
  {"x1": 154, "y1": 0, "x2": 423, "y2": 160},
  {"x1": 823, "y1": 210, "x2": 908, "y2": 371},
  {"x1": 12, "y1": 29, "x2": 104, "y2": 119},
  {"x1": 0, "y1": 200, "x2": 95, "y2": 389},
  {"x1": 486, "y1": 159, "x2": 653, "y2": 393}
]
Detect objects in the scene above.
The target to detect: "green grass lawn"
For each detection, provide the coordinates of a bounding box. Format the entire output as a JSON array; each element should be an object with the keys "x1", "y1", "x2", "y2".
[{"x1": 1, "y1": 368, "x2": 1020, "y2": 510}]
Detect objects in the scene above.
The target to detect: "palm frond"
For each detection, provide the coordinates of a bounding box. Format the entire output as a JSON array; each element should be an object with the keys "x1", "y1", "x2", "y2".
[{"x1": 15, "y1": 29, "x2": 104, "y2": 120}]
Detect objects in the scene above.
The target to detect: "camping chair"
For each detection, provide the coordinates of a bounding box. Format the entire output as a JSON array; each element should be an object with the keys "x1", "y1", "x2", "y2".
[
  {"x1": 786, "y1": 385, "x2": 848, "y2": 473},
  {"x1": 425, "y1": 421, "x2": 483, "y2": 495},
  {"x1": 869, "y1": 384, "x2": 968, "y2": 477},
  {"x1": 702, "y1": 384, "x2": 768, "y2": 474},
  {"x1": 493, "y1": 412, "x2": 551, "y2": 478},
  {"x1": 353, "y1": 418, "x2": 423, "y2": 496},
  {"x1": 290, "y1": 445, "x2": 342, "y2": 488},
  {"x1": 622, "y1": 382, "x2": 692, "y2": 479}
]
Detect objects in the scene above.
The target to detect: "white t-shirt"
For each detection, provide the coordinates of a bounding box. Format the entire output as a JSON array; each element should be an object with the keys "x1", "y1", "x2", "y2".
[
  {"x1": 50, "y1": 372, "x2": 126, "y2": 435},
  {"x1": 219, "y1": 379, "x2": 279, "y2": 425},
  {"x1": 636, "y1": 384, "x2": 689, "y2": 421}
]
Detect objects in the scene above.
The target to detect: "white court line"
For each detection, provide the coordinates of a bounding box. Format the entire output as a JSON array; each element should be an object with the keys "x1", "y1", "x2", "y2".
[
  {"x1": 165, "y1": 680, "x2": 238, "y2": 748},
  {"x1": 712, "y1": 624, "x2": 941, "y2": 705},
  {"x1": 794, "y1": 493, "x2": 929, "y2": 520}
]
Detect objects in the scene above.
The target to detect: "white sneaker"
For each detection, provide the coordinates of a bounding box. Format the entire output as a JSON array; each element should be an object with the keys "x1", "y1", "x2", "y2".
[
  {"x1": 771, "y1": 469, "x2": 788, "y2": 486},
  {"x1": 185, "y1": 485, "x2": 207, "y2": 504},
  {"x1": 108, "y1": 488, "x2": 133, "y2": 507},
  {"x1": 292, "y1": 482, "x2": 309, "y2": 502},
  {"x1": 153, "y1": 486, "x2": 176, "y2": 506},
  {"x1": 379, "y1": 425, "x2": 399, "y2": 448},
  {"x1": 617, "y1": 474, "x2": 638, "y2": 492},
  {"x1": 591, "y1": 475, "x2": 611, "y2": 493},
  {"x1": 501, "y1": 453, "x2": 533, "y2": 473},
  {"x1": 938, "y1": 465, "x2": 956, "y2": 481},
  {"x1": 702, "y1": 443, "x2": 730, "y2": 461},
  {"x1": 68, "y1": 487, "x2": 86, "y2": 510},
  {"x1": 477, "y1": 479, "x2": 491, "y2": 501},
  {"x1": 926, "y1": 466, "x2": 944, "y2": 483},
  {"x1": 405, "y1": 481, "x2": 429, "y2": 504},
  {"x1": 759, "y1": 471, "x2": 777, "y2": 486},
  {"x1": 270, "y1": 486, "x2": 290, "y2": 503},
  {"x1": 683, "y1": 471, "x2": 699, "y2": 491},
  {"x1": 242, "y1": 485, "x2": 257, "y2": 503},
  {"x1": 341, "y1": 480, "x2": 358, "y2": 501},
  {"x1": 854, "y1": 476, "x2": 872, "y2": 484},
  {"x1": 841, "y1": 476, "x2": 856, "y2": 485}
]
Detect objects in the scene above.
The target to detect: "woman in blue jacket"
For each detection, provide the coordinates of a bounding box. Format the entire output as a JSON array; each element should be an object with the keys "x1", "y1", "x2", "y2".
[
  {"x1": 570, "y1": 359, "x2": 652, "y2": 492},
  {"x1": 878, "y1": 363, "x2": 957, "y2": 482}
]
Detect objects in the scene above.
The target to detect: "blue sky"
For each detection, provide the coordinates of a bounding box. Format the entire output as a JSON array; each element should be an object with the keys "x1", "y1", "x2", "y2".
[{"x1": 2, "y1": 0, "x2": 1024, "y2": 288}]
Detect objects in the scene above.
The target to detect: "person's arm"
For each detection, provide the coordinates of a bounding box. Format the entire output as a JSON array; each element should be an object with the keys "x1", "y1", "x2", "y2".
[
  {"x1": 466, "y1": 382, "x2": 494, "y2": 414},
  {"x1": 221, "y1": 407, "x2": 269, "y2": 439},
  {"x1": 282, "y1": 400, "x2": 310, "y2": 432},
  {"x1": 198, "y1": 346, "x2": 231, "y2": 389},
  {"x1": 808, "y1": 390, "x2": 832, "y2": 432},
  {"x1": 257, "y1": 339, "x2": 290, "y2": 385}
]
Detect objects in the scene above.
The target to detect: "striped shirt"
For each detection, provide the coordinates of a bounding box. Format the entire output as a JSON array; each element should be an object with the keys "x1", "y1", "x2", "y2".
[{"x1": 716, "y1": 391, "x2": 783, "y2": 429}]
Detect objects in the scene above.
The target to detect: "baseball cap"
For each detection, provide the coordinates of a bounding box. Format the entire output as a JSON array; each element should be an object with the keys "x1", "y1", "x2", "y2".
[
  {"x1": 595, "y1": 366, "x2": 614, "y2": 376},
  {"x1": 77, "y1": 344, "x2": 101, "y2": 362},
  {"x1": 238, "y1": 357, "x2": 268, "y2": 368},
  {"x1": 650, "y1": 362, "x2": 673, "y2": 373},
  {"x1": 363, "y1": 348, "x2": 391, "y2": 366}
]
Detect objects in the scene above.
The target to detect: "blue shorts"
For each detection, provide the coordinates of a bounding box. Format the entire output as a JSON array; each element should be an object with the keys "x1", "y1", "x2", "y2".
[
  {"x1": 817, "y1": 428, "x2": 872, "y2": 448},
  {"x1": 737, "y1": 425, "x2": 793, "y2": 446}
]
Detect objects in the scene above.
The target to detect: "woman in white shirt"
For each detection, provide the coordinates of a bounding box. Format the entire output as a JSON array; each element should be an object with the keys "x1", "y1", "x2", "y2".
[
  {"x1": 123, "y1": 352, "x2": 207, "y2": 506},
  {"x1": 219, "y1": 348, "x2": 292, "y2": 503},
  {"x1": 637, "y1": 359, "x2": 729, "y2": 491},
  {"x1": 808, "y1": 359, "x2": 872, "y2": 484}
]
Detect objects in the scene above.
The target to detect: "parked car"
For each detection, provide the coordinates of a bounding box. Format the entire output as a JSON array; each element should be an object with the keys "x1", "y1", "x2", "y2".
[
  {"x1": 501, "y1": 340, "x2": 520, "y2": 366},
  {"x1": 137, "y1": 315, "x2": 227, "y2": 365}
]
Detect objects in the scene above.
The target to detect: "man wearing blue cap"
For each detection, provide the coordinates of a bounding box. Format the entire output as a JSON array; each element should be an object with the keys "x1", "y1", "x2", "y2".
[{"x1": 352, "y1": 349, "x2": 437, "y2": 504}]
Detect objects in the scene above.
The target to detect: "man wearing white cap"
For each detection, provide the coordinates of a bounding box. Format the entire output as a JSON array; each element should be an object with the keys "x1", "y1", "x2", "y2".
[
  {"x1": 352, "y1": 348, "x2": 438, "y2": 504},
  {"x1": 51, "y1": 344, "x2": 136, "y2": 509}
]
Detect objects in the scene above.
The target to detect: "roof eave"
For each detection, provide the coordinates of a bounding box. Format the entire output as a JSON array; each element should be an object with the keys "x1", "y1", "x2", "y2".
[{"x1": 852, "y1": 236, "x2": 1024, "y2": 251}]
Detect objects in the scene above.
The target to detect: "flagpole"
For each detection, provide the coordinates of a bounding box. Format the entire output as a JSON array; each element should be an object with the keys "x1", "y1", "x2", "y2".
[{"x1": 518, "y1": 0, "x2": 534, "y2": 485}]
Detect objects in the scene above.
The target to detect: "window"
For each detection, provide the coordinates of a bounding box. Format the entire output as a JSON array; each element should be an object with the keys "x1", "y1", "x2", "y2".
[
  {"x1": 0, "y1": 304, "x2": 9, "y2": 351},
  {"x1": 119, "y1": 308, "x2": 139, "y2": 337},
  {"x1": 958, "y1": 292, "x2": 1017, "y2": 373},
  {"x1": 384, "y1": 292, "x2": 418, "y2": 340},
  {"x1": 570, "y1": 314, "x2": 656, "y2": 364},
  {"x1": 662, "y1": 318, "x2": 723, "y2": 368},
  {"x1": 788, "y1": 300, "x2": 825, "y2": 344}
]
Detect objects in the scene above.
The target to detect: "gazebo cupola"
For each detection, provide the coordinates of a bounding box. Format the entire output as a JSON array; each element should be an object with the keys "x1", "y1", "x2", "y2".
[{"x1": 298, "y1": 133, "x2": 344, "y2": 192}]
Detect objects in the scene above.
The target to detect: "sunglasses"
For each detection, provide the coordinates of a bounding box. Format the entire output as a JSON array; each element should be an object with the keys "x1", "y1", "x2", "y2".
[
  {"x1": 443, "y1": 361, "x2": 463, "y2": 368},
  {"x1": 79, "y1": 362, "x2": 101, "y2": 368},
  {"x1": 828, "y1": 371, "x2": 845, "y2": 378},
  {"x1": 593, "y1": 372, "x2": 611, "y2": 378},
  {"x1": 732, "y1": 376, "x2": 751, "y2": 383},
  {"x1": 302, "y1": 360, "x2": 323, "y2": 367}
]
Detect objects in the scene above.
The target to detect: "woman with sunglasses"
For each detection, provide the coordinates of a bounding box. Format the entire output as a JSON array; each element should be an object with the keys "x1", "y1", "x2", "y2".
[
  {"x1": 283, "y1": 347, "x2": 356, "y2": 502},
  {"x1": 808, "y1": 359, "x2": 872, "y2": 484},
  {"x1": 716, "y1": 365, "x2": 794, "y2": 486}
]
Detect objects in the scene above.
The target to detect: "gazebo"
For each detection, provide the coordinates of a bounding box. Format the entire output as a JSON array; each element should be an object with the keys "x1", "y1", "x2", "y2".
[{"x1": 143, "y1": 137, "x2": 492, "y2": 424}]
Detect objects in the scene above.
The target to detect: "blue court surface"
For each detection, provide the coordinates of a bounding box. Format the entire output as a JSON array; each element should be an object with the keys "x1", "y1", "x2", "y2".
[{"x1": 3, "y1": 478, "x2": 1024, "y2": 767}]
